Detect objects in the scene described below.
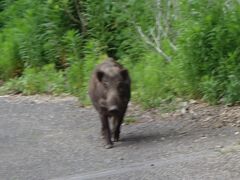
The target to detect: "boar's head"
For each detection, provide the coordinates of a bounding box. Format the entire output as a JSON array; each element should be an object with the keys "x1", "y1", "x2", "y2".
[{"x1": 96, "y1": 66, "x2": 130, "y2": 116}]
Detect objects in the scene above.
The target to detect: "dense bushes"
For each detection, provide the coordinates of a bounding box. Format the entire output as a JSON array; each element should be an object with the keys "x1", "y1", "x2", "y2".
[
  {"x1": 122, "y1": 53, "x2": 187, "y2": 107},
  {"x1": 179, "y1": 0, "x2": 240, "y2": 104},
  {"x1": 1, "y1": 0, "x2": 240, "y2": 107},
  {"x1": 0, "y1": 64, "x2": 65, "y2": 95}
]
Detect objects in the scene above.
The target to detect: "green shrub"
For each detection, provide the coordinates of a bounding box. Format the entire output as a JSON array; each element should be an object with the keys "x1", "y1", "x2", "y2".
[
  {"x1": 65, "y1": 40, "x2": 104, "y2": 103},
  {"x1": 122, "y1": 52, "x2": 187, "y2": 108},
  {"x1": 0, "y1": 0, "x2": 72, "y2": 78},
  {"x1": 224, "y1": 75, "x2": 240, "y2": 104},
  {"x1": 179, "y1": 0, "x2": 240, "y2": 104},
  {"x1": 0, "y1": 64, "x2": 66, "y2": 95},
  {"x1": 0, "y1": 29, "x2": 22, "y2": 80},
  {"x1": 62, "y1": 29, "x2": 82, "y2": 65},
  {"x1": 2, "y1": 0, "x2": 240, "y2": 107}
]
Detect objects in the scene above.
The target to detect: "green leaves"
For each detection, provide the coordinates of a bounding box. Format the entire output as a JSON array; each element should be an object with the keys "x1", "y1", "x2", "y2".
[
  {"x1": 1, "y1": 0, "x2": 240, "y2": 106},
  {"x1": 0, "y1": 64, "x2": 66, "y2": 95},
  {"x1": 179, "y1": 0, "x2": 240, "y2": 104}
]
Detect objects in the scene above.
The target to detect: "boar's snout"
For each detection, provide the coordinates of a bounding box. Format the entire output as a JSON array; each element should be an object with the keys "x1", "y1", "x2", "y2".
[
  {"x1": 106, "y1": 89, "x2": 121, "y2": 115},
  {"x1": 108, "y1": 105, "x2": 119, "y2": 115}
]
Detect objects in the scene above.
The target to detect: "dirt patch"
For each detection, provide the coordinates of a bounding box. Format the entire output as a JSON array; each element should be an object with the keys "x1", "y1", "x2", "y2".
[
  {"x1": 3, "y1": 94, "x2": 239, "y2": 128},
  {"x1": 126, "y1": 100, "x2": 240, "y2": 129}
]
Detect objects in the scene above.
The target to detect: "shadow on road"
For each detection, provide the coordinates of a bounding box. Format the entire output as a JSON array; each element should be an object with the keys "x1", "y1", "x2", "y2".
[
  {"x1": 120, "y1": 129, "x2": 180, "y2": 146},
  {"x1": 118, "y1": 117, "x2": 216, "y2": 147}
]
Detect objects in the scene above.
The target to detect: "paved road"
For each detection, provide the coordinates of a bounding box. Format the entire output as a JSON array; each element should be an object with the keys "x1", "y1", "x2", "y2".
[{"x1": 0, "y1": 96, "x2": 240, "y2": 180}]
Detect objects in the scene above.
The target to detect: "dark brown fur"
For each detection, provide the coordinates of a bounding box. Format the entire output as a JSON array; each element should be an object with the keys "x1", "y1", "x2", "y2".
[{"x1": 89, "y1": 58, "x2": 131, "y2": 148}]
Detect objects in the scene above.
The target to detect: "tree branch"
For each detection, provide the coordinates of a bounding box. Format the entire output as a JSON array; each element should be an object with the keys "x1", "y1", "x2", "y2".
[
  {"x1": 131, "y1": 0, "x2": 178, "y2": 62},
  {"x1": 156, "y1": 0, "x2": 161, "y2": 43},
  {"x1": 74, "y1": 0, "x2": 87, "y2": 35},
  {"x1": 136, "y1": 25, "x2": 171, "y2": 62},
  {"x1": 64, "y1": 8, "x2": 81, "y2": 25}
]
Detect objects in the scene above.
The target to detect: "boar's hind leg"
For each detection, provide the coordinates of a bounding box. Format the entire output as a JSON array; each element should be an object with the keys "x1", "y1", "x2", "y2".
[
  {"x1": 113, "y1": 115, "x2": 123, "y2": 142},
  {"x1": 100, "y1": 114, "x2": 113, "y2": 149}
]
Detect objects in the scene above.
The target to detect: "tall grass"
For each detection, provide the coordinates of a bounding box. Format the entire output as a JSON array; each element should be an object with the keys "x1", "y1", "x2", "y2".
[
  {"x1": 122, "y1": 52, "x2": 188, "y2": 108},
  {"x1": 1, "y1": 0, "x2": 240, "y2": 107},
  {"x1": 179, "y1": 0, "x2": 240, "y2": 104}
]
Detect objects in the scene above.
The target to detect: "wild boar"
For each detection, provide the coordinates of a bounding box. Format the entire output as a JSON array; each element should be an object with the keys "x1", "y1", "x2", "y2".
[{"x1": 89, "y1": 58, "x2": 131, "y2": 148}]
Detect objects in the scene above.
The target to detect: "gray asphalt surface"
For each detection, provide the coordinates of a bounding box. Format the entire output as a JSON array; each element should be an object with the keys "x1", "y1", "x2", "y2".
[{"x1": 0, "y1": 96, "x2": 240, "y2": 180}]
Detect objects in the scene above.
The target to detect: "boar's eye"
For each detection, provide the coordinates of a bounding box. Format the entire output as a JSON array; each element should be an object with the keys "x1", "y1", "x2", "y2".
[
  {"x1": 102, "y1": 80, "x2": 109, "y2": 87},
  {"x1": 118, "y1": 82, "x2": 126, "y2": 92}
]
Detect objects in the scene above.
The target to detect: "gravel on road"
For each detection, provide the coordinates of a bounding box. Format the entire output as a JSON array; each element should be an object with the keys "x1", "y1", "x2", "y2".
[{"x1": 0, "y1": 95, "x2": 240, "y2": 180}]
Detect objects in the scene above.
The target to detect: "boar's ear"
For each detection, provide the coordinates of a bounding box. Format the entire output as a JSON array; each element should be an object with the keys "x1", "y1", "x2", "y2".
[
  {"x1": 120, "y1": 69, "x2": 129, "y2": 80},
  {"x1": 96, "y1": 71, "x2": 104, "y2": 82}
]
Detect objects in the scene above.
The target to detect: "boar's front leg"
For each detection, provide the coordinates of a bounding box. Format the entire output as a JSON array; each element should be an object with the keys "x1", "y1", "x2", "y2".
[
  {"x1": 100, "y1": 114, "x2": 113, "y2": 149},
  {"x1": 112, "y1": 115, "x2": 124, "y2": 142}
]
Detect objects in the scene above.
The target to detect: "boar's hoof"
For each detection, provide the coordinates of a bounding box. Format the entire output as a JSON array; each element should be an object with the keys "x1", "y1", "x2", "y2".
[
  {"x1": 113, "y1": 137, "x2": 119, "y2": 142},
  {"x1": 105, "y1": 144, "x2": 113, "y2": 149}
]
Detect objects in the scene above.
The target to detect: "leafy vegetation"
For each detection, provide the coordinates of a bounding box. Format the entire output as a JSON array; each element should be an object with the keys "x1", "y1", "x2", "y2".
[
  {"x1": 179, "y1": 0, "x2": 240, "y2": 104},
  {"x1": 0, "y1": 0, "x2": 240, "y2": 107},
  {"x1": 0, "y1": 64, "x2": 66, "y2": 95}
]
